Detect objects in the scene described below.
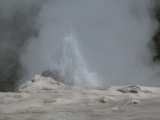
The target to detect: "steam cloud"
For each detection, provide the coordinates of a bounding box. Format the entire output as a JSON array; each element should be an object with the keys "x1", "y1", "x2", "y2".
[{"x1": 0, "y1": 0, "x2": 160, "y2": 90}]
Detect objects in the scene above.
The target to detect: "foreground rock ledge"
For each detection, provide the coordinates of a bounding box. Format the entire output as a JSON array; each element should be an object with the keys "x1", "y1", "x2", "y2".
[{"x1": 0, "y1": 75, "x2": 160, "y2": 120}]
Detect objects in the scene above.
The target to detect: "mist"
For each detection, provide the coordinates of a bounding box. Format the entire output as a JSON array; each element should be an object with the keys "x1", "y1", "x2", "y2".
[{"x1": 0, "y1": 0, "x2": 160, "y2": 90}]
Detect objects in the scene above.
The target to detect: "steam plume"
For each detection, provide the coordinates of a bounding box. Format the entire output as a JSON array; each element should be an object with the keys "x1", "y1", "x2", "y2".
[{"x1": 0, "y1": 0, "x2": 159, "y2": 91}]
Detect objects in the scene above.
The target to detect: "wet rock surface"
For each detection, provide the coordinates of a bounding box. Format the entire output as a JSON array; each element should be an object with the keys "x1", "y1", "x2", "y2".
[{"x1": 0, "y1": 75, "x2": 160, "y2": 120}]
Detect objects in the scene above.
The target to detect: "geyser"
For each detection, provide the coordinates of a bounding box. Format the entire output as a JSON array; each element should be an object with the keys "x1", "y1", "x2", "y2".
[
  {"x1": 41, "y1": 33, "x2": 99, "y2": 86},
  {"x1": 0, "y1": 0, "x2": 160, "y2": 90}
]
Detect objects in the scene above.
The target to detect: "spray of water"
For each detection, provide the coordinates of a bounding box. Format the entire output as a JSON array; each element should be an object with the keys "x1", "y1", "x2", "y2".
[{"x1": 60, "y1": 33, "x2": 98, "y2": 86}]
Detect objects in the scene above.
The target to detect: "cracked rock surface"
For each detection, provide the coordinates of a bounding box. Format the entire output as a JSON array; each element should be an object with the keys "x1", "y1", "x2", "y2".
[{"x1": 0, "y1": 75, "x2": 160, "y2": 120}]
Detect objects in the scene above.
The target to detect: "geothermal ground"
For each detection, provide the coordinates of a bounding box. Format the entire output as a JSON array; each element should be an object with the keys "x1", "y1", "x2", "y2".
[{"x1": 0, "y1": 75, "x2": 160, "y2": 120}]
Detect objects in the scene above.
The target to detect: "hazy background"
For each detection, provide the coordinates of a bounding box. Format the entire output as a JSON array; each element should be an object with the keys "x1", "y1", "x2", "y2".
[{"x1": 0, "y1": 0, "x2": 160, "y2": 91}]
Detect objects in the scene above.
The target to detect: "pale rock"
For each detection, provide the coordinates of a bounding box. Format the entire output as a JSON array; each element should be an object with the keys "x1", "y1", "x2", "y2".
[{"x1": 19, "y1": 75, "x2": 65, "y2": 93}]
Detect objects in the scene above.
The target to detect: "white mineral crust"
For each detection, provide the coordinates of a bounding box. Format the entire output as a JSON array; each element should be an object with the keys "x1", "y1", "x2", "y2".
[{"x1": 0, "y1": 75, "x2": 160, "y2": 120}]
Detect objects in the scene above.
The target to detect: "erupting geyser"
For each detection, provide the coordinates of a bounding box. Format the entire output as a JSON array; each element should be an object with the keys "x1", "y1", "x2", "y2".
[{"x1": 41, "y1": 33, "x2": 99, "y2": 86}]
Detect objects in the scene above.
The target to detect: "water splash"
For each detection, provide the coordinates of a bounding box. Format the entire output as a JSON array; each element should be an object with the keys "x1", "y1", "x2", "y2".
[{"x1": 59, "y1": 33, "x2": 99, "y2": 86}]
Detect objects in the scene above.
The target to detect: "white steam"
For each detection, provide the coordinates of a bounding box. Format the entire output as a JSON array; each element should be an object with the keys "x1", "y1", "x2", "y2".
[{"x1": 3, "y1": 0, "x2": 159, "y2": 86}]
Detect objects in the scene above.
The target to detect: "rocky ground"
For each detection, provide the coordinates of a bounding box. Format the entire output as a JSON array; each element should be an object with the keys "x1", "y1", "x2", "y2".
[{"x1": 0, "y1": 75, "x2": 160, "y2": 120}]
